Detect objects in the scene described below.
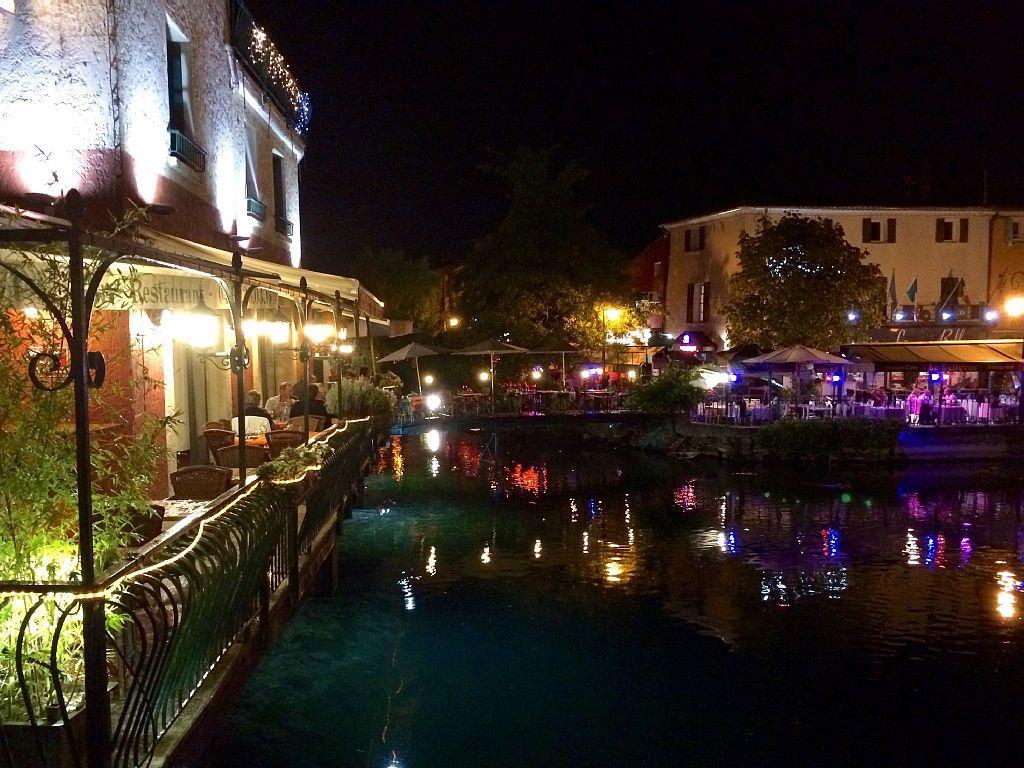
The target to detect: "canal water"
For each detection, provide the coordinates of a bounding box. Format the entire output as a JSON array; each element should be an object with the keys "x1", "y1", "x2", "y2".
[{"x1": 208, "y1": 430, "x2": 1024, "y2": 767}]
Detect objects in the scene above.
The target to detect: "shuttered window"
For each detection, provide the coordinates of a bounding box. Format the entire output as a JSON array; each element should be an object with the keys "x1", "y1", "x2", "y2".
[
  {"x1": 959, "y1": 218, "x2": 969, "y2": 242},
  {"x1": 886, "y1": 218, "x2": 896, "y2": 243}
]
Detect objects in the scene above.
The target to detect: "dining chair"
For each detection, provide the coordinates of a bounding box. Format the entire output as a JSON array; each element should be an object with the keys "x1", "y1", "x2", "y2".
[
  {"x1": 170, "y1": 465, "x2": 232, "y2": 500},
  {"x1": 287, "y1": 415, "x2": 325, "y2": 432},
  {"x1": 204, "y1": 429, "x2": 236, "y2": 463},
  {"x1": 215, "y1": 444, "x2": 269, "y2": 470},
  {"x1": 266, "y1": 429, "x2": 306, "y2": 458}
]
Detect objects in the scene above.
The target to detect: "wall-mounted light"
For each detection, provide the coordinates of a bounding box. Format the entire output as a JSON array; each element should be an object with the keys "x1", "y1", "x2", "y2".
[
  {"x1": 304, "y1": 323, "x2": 334, "y2": 344},
  {"x1": 478, "y1": 370, "x2": 490, "y2": 382},
  {"x1": 423, "y1": 374, "x2": 435, "y2": 386},
  {"x1": 985, "y1": 309, "x2": 999, "y2": 323},
  {"x1": 169, "y1": 298, "x2": 221, "y2": 349}
]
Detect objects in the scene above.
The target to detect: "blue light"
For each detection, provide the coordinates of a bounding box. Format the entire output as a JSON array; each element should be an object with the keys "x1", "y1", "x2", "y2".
[
  {"x1": 729, "y1": 373, "x2": 738, "y2": 383},
  {"x1": 930, "y1": 372, "x2": 940, "y2": 382},
  {"x1": 831, "y1": 374, "x2": 841, "y2": 383},
  {"x1": 985, "y1": 309, "x2": 999, "y2": 323},
  {"x1": 846, "y1": 310, "x2": 859, "y2": 323},
  {"x1": 941, "y1": 310, "x2": 953, "y2": 321},
  {"x1": 894, "y1": 311, "x2": 905, "y2": 321},
  {"x1": 681, "y1": 333, "x2": 691, "y2": 344}
]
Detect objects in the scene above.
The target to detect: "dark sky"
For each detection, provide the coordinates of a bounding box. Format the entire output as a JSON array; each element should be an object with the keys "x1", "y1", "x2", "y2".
[{"x1": 247, "y1": 0, "x2": 1024, "y2": 274}]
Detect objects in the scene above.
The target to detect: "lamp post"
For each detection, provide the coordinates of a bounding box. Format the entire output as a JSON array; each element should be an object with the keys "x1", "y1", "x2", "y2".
[
  {"x1": 601, "y1": 306, "x2": 622, "y2": 380},
  {"x1": 1005, "y1": 296, "x2": 1024, "y2": 423}
]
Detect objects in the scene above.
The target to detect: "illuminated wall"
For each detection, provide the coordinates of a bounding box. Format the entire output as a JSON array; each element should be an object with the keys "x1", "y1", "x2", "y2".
[{"x1": 0, "y1": 0, "x2": 305, "y2": 267}]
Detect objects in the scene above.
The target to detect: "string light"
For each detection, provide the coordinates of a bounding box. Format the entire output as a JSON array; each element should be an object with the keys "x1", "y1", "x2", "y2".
[
  {"x1": 248, "y1": 24, "x2": 311, "y2": 133},
  {"x1": 0, "y1": 417, "x2": 372, "y2": 602}
]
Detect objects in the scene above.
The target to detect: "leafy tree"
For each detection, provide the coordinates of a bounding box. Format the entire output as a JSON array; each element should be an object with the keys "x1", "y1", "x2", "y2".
[
  {"x1": 625, "y1": 364, "x2": 706, "y2": 432},
  {"x1": 458, "y1": 147, "x2": 630, "y2": 346},
  {"x1": 724, "y1": 214, "x2": 885, "y2": 350},
  {"x1": 348, "y1": 247, "x2": 440, "y2": 332}
]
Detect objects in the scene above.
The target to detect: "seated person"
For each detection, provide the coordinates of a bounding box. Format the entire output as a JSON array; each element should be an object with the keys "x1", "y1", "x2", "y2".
[
  {"x1": 265, "y1": 381, "x2": 294, "y2": 422},
  {"x1": 288, "y1": 383, "x2": 333, "y2": 427},
  {"x1": 231, "y1": 390, "x2": 274, "y2": 436}
]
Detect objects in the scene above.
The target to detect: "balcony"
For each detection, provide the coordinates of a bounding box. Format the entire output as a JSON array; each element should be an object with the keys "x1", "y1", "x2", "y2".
[
  {"x1": 275, "y1": 214, "x2": 294, "y2": 237},
  {"x1": 246, "y1": 196, "x2": 267, "y2": 221},
  {"x1": 169, "y1": 129, "x2": 207, "y2": 173}
]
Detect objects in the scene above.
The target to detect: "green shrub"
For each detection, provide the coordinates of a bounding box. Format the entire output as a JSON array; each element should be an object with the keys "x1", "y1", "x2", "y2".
[{"x1": 754, "y1": 418, "x2": 901, "y2": 461}]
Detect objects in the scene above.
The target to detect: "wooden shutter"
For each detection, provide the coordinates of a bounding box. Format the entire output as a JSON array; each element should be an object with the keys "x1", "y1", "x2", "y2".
[
  {"x1": 959, "y1": 218, "x2": 969, "y2": 242},
  {"x1": 936, "y1": 219, "x2": 945, "y2": 242},
  {"x1": 684, "y1": 230, "x2": 692, "y2": 252},
  {"x1": 686, "y1": 283, "x2": 695, "y2": 323},
  {"x1": 698, "y1": 226, "x2": 706, "y2": 250},
  {"x1": 862, "y1": 218, "x2": 873, "y2": 243},
  {"x1": 886, "y1": 218, "x2": 896, "y2": 243}
]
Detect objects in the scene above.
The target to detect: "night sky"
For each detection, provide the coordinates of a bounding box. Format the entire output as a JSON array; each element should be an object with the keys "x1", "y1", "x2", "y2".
[{"x1": 247, "y1": 0, "x2": 1024, "y2": 274}]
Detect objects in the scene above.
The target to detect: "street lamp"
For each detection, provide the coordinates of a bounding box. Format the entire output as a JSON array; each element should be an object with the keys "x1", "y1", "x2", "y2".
[
  {"x1": 423, "y1": 374, "x2": 435, "y2": 386},
  {"x1": 600, "y1": 306, "x2": 623, "y2": 374},
  {"x1": 448, "y1": 316, "x2": 461, "y2": 329}
]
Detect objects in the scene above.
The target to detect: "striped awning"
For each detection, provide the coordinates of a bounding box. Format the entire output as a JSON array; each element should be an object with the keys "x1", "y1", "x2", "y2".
[{"x1": 842, "y1": 339, "x2": 1024, "y2": 370}]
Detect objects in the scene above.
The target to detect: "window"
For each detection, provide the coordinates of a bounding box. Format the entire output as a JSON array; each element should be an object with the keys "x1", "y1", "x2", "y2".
[
  {"x1": 684, "y1": 226, "x2": 706, "y2": 253},
  {"x1": 272, "y1": 153, "x2": 292, "y2": 236},
  {"x1": 166, "y1": 21, "x2": 192, "y2": 136},
  {"x1": 862, "y1": 218, "x2": 897, "y2": 243},
  {"x1": 940, "y1": 276, "x2": 963, "y2": 306},
  {"x1": 936, "y1": 218, "x2": 954, "y2": 242},
  {"x1": 653, "y1": 261, "x2": 663, "y2": 278},
  {"x1": 698, "y1": 282, "x2": 711, "y2": 322}
]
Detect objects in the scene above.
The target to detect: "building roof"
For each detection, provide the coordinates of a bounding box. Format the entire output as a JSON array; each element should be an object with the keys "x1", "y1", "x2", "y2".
[{"x1": 661, "y1": 205, "x2": 1024, "y2": 229}]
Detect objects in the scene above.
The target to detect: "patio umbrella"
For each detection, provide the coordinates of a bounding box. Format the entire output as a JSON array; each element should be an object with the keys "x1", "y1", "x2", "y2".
[
  {"x1": 454, "y1": 339, "x2": 529, "y2": 396},
  {"x1": 377, "y1": 342, "x2": 448, "y2": 394},
  {"x1": 531, "y1": 337, "x2": 580, "y2": 389},
  {"x1": 743, "y1": 344, "x2": 850, "y2": 414}
]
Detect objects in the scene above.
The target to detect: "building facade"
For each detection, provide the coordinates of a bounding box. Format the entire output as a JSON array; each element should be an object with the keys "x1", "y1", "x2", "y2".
[
  {"x1": 0, "y1": 0, "x2": 386, "y2": 493},
  {"x1": 658, "y1": 206, "x2": 1024, "y2": 349},
  {"x1": 0, "y1": 0, "x2": 305, "y2": 266}
]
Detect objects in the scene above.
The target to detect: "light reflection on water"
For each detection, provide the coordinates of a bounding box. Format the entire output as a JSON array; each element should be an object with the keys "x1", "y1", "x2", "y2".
[
  {"x1": 375, "y1": 430, "x2": 1024, "y2": 649},
  {"x1": 214, "y1": 430, "x2": 1024, "y2": 768}
]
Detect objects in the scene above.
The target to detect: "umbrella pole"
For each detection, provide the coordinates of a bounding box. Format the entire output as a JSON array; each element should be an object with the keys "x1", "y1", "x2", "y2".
[
  {"x1": 794, "y1": 363, "x2": 801, "y2": 419},
  {"x1": 490, "y1": 352, "x2": 495, "y2": 400},
  {"x1": 562, "y1": 352, "x2": 566, "y2": 390},
  {"x1": 416, "y1": 357, "x2": 422, "y2": 395}
]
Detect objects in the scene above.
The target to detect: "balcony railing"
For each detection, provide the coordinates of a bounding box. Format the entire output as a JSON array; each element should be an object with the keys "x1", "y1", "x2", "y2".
[
  {"x1": 168, "y1": 129, "x2": 207, "y2": 173},
  {"x1": 275, "y1": 214, "x2": 294, "y2": 237},
  {"x1": 246, "y1": 196, "x2": 267, "y2": 221},
  {"x1": 0, "y1": 416, "x2": 391, "y2": 768}
]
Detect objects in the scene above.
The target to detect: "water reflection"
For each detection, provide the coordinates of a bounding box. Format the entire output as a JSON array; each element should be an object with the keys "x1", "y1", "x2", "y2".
[{"x1": 369, "y1": 430, "x2": 1024, "y2": 650}]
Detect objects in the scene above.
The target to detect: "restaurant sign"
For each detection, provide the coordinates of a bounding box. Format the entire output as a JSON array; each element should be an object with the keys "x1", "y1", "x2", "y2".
[
  {"x1": 868, "y1": 324, "x2": 991, "y2": 343},
  {"x1": 127, "y1": 274, "x2": 279, "y2": 311}
]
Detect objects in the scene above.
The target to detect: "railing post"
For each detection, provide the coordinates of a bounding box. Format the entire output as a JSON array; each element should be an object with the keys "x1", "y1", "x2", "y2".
[
  {"x1": 287, "y1": 500, "x2": 299, "y2": 605},
  {"x1": 258, "y1": 573, "x2": 271, "y2": 643},
  {"x1": 66, "y1": 190, "x2": 110, "y2": 768}
]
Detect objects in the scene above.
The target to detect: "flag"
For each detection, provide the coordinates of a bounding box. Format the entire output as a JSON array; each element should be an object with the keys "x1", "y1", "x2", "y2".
[
  {"x1": 906, "y1": 277, "x2": 918, "y2": 304},
  {"x1": 888, "y1": 269, "x2": 898, "y2": 309}
]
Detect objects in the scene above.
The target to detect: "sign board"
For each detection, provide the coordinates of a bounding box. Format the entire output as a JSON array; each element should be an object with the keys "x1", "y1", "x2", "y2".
[{"x1": 0, "y1": 1, "x2": 14, "y2": 14}]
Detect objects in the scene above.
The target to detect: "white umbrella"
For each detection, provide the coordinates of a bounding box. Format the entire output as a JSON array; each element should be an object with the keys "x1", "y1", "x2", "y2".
[
  {"x1": 377, "y1": 342, "x2": 448, "y2": 394},
  {"x1": 454, "y1": 339, "x2": 529, "y2": 396}
]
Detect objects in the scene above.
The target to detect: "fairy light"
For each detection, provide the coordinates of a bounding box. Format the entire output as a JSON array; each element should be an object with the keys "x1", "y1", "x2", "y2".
[
  {"x1": 0, "y1": 417, "x2": 372, "y2": 601},
  {"x1": 248, "y1": 24, "x2": 311, "y2": 133}
]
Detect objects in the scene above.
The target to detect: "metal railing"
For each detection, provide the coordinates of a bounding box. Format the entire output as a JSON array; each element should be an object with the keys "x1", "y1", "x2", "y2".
[
  {"x1": 168, "y1": 129, "x2": 207, "y2": 173},
  {"x1": 274, "y1": 215, "x2": 293, "y2": 237},
  {"x1": 0, "y1": 417, "x2": 389, "y2": 768},
  {"x1": 246, "y1": 197, "x2": 267, "y2": 222}
]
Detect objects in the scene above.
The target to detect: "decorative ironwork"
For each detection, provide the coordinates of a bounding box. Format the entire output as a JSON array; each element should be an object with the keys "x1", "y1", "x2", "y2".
[
  {"x1": 0, "y1": 421, "x2": 388, "y2": 768},
  {"x1": 168, "y1": 129, "x2": 207, "y2": 173},
  {"x1": 245, "y1": 196, "x2": 266, "y2": 221},
  {"x1": 274, "y1": 215, "x2": 293, "y2": 237}
]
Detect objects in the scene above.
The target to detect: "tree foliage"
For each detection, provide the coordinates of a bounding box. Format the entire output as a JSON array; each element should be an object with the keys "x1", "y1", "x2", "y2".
[
  {"x1": 348, "y1": 247, "x2": 440, "y2": 332},
  {"x1": 625, "y1": 364, "x2": 706, "y2": 429},
  {"x1": 724, "y1": 214, "x2": 885, "y2": 350},
  {"x1": 458, "y1": 147, "x2": 630, "y2": 347}
]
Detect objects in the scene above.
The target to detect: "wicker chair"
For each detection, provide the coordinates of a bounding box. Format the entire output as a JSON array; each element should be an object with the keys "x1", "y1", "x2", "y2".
[
  {"x1": 286, "y1": 415, "x2": 325, "y2": 432},
  {"x1": 204, "y1": 429, "x2": 236, "y2": 463},
  {"x1": 170, "y1": 466, "x2": 232, "y2": 500},
  {"x1": 266, "y1": 429, "x2": 306, "y2": 459},
  {"x1": 215, "y1": 444, "x2": 269, "y2": 470}
]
